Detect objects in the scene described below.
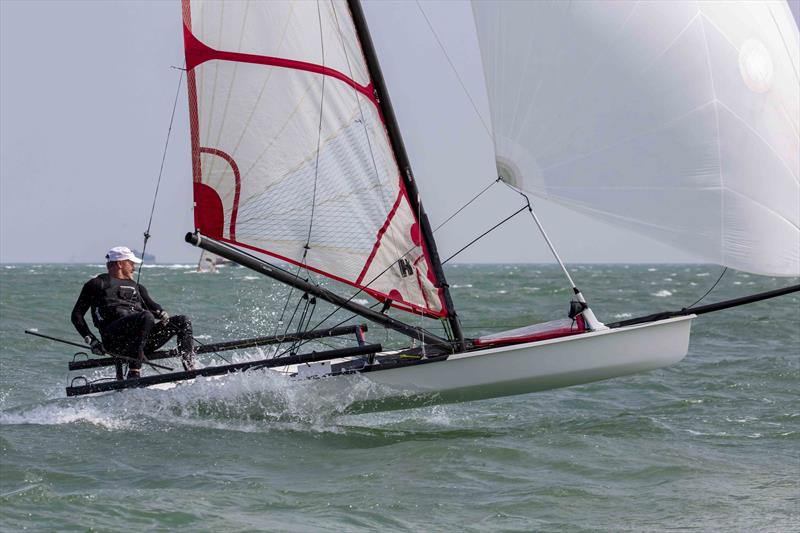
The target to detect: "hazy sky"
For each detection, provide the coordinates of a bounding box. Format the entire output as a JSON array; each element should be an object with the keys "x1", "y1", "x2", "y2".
[{"x1": 4, "y1": 0, "x2": 791, "y2": 265}]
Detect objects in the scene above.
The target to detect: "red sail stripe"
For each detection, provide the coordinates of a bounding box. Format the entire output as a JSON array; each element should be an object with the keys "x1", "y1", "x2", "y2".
[
  {"x1": 183, "y1": 24, "x2": 378, "y2": 107},
  {"x1": 182, "y1": 1, "x2": 202, "y2": 184},
  {"x1": 355, "y1": 188, "x2": 404, "y2": 285}
]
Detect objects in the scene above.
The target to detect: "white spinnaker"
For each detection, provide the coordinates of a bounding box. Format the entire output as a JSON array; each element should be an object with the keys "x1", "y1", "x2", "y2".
[
  {"x1": 184, "y1": 0, "x2": 446, "y2": 316},
  {"x1": 472, "y1": 0, "x2": 799, "y2": 276}
]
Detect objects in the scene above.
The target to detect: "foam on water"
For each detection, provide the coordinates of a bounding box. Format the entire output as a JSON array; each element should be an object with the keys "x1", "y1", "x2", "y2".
[{"x1": 0, "y1": 366, "x2": 433, "y2": 435}]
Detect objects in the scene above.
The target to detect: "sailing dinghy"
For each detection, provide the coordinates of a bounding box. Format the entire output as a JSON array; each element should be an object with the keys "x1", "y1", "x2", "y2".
[{"x1": 65, "y1": 0, "x2": 798, "y2": 408}]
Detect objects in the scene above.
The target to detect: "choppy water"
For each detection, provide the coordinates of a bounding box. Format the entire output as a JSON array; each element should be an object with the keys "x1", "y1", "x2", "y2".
[{"x1": 1, "y1": 264, "x2": 798, "y2": 531}]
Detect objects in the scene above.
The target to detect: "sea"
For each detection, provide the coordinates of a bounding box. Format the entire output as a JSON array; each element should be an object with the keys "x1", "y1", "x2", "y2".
[{"x1": 0, "y1": 263, "x2": 797, "y2": 532}]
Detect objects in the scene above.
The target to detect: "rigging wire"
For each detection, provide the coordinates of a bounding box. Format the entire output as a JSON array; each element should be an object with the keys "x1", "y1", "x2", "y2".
[
  {"x1": 304, "y1": 0, "x2": 327, "y2": 255},
  {"x1": 136, "y1": 68, "x2": 185, "y2": 284},
  {"x1": 686, "y1": 267, "x2": 728, "y2": 309},
  {"x1": 442, "y1": 204, "x2": 529, "y2": 264},
  {"x1": 432, "y1": 177, "x2": 501, "y2": 232}
]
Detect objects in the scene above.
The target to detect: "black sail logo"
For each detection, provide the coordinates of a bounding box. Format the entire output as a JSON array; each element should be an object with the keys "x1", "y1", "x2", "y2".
[{"x1": 397, "y1": 258, "x2": 413, "y2": 278}]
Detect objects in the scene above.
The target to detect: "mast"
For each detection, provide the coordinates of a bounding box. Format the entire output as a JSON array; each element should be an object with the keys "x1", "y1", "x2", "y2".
[{"x1": 347, "y1": 0, "x2": 465, "y2": 349}]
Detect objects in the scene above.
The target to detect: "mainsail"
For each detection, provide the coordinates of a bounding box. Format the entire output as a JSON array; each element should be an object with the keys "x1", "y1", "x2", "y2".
[
  {"x1": 182, "y1": 0, "x2": 449, "y2": 317},
  {"x1": 472, "y1": 1, "x2": 799, "y2": 277}
]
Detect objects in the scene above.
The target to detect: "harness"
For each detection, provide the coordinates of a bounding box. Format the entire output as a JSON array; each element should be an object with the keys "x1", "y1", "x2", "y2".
[{"x1": 91, "y1": 274, "x2": 147, "y2": 331}]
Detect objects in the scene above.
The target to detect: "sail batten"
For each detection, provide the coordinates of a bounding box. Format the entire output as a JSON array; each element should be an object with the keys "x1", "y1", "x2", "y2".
[
  {"x1": 472, "y1": 0, "x2": 800, "y2": 277},
  {"x1": 183, "y1": 0, "x2": 449, "y2": 317}
]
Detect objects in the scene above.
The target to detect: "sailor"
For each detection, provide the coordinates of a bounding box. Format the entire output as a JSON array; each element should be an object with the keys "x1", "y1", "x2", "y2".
[{"x1": 71, "y1": 246, "x2": 196, "y2": 379}]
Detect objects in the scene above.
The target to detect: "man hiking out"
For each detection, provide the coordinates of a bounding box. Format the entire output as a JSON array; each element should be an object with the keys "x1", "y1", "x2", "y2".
[{"x1": 71, "y1": 246, "x2": 195, "y2": 379}]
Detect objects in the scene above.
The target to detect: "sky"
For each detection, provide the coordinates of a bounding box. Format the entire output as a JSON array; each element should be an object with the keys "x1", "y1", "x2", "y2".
[{"x1": 2, "y1": 0, "x2": 795, "y2": 265}]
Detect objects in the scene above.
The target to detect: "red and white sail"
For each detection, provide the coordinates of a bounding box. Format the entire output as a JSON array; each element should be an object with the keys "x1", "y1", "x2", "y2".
[{"x1": 182, "y1": 0, "x2": 447, "y2": 317}]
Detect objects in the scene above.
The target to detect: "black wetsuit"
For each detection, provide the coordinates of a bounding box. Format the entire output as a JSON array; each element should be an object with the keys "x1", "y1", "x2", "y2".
[{"x1": 71, "y1": 274, "x2": 193, "y2": 370}]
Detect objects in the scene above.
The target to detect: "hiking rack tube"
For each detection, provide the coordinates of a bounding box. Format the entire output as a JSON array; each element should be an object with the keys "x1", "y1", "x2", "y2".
[
  {"x1": 66, "y1": 343, "x2": 383, "y2": 397},
  {"x1": 186, "y1": 232, "x2": 454, "y2": 350},
  {"x1": 68, "y1": 324, "x2": 369, "y2": 371},
  {"x1": 607, "y1": 283, "x2": 800, "y2": 329}
]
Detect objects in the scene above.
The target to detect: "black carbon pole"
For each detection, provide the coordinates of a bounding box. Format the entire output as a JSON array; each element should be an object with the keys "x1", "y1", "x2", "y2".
[
  {"x1": 607, "y1": 284, "x2": 800, "y2": 328},
  {"x1": 68, "y1": 324, "x2": 369, "y2": 371},
  {"x1": 67, "y1": 343, "x2": 382, "y2": 397},
  {"x1": 346, "y1": 0, "x2": 465, "y2": 349}
]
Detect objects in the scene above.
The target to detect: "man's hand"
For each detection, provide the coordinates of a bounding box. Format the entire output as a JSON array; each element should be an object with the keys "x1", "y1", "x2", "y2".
[
  {"x1": 156, "y1": 310, "x2": 170, "y2": 325},
  {"x1": 85, "y1": 335, "x2": 105, "y2": 355}
]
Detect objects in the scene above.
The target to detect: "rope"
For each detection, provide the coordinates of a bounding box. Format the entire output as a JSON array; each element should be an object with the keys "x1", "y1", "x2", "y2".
[
  {"x1": 136, "y1": 69, "x2": 184, "y2": 283},
  {"x1": 303, "y1": 0, "x2": 326, "y2": 254},
  {"x1": 686, "y1": 267, "x2": 728, "y2": 308}
]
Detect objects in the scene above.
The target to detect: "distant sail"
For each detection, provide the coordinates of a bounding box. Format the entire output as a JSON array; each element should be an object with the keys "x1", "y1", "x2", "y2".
[
  {"x1": 197, "y1": 250, "x2": 227, "y2": 273},
  {"x1": 182, "y1": 0, "x2": 447, "y2": 316},
  {"x1": 472, "y1": 0, "x2": 799, "y2": 276}
]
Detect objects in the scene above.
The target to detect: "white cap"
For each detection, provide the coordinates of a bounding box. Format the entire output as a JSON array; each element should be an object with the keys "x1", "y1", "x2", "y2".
[{"x1": 105, "y1": 246, "x2": 142, "y2": 264}]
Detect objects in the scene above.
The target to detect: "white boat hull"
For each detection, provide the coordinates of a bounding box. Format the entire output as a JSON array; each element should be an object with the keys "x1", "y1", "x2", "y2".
[{"x1": 301, "y1": 315, "x2": 694, "y2": 412}]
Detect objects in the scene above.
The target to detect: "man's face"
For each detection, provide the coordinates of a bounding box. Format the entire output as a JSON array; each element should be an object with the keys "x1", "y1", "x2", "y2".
[{"x1": 118, "y1": 260, "x2": 136, "y2": 279}]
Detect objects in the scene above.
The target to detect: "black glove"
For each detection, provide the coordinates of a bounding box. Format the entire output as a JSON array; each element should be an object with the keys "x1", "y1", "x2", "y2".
[{"x1": 85, "y1": 335, "x2": 105, "y2": 355}]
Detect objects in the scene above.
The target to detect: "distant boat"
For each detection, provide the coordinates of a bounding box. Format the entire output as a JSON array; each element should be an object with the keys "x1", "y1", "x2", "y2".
[
  {"x1": 132, "y1": 250, "x2": 156, "y2": 263},
  {"x1": 196, "y1": 250, "x2": 229, "y2": 273}
]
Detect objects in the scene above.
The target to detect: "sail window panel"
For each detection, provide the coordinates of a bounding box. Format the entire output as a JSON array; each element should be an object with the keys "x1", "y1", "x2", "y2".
[{"x1": 188, "y1": 0, "x2": 369, "y2": 86}]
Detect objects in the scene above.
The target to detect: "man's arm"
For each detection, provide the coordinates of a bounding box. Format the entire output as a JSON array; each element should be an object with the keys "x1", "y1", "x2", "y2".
[
  {"x1": 139, "y1": 284, "x2": 163, "y2": 314},
  {"x1": 71, "y1": 279, "x2": 98, "y2": 340}
]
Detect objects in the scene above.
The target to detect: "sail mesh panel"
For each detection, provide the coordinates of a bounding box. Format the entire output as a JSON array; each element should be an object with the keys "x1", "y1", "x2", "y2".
[{"x1": 184, "y1": 0, "x2": 447, "y2": 315}]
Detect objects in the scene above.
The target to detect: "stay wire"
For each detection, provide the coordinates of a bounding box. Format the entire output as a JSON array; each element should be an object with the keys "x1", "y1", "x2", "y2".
[
  {"x1": 137, "y1": 68, "x2": 185, "y2": 284},
  {"x1": 687, "y1": 267, "x2": 728, "y2": 308},
  {"x1": 442, "y1": 204, "x2": 529, "y2": 265},
  {"x1": 433, "y1": 177, "x2": 501, "y2": 232}
]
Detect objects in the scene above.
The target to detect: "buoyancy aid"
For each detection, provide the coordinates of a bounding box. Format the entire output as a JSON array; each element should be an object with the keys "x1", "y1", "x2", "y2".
[{"x1": 91, "y1": 274, "x2": 148, "y2": 330}]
